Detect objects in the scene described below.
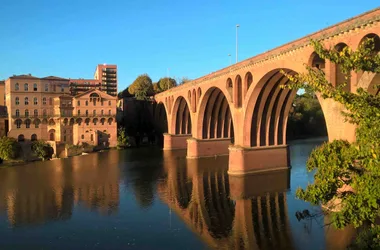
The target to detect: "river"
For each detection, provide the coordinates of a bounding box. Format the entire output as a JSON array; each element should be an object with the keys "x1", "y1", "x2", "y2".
[{"x1": 0, "y1": 138, "x2": 356, "y2": 249}]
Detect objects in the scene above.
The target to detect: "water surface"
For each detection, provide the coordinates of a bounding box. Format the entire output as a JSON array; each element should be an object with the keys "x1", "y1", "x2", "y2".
[{"x1": 0, "y1": 139, "x2": 355, "y2": 249}]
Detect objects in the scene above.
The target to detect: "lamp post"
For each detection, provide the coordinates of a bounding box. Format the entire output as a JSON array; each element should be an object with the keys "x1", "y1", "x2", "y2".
[{"x1": 236, "y1": 24, "x2": 240, "y2": 63}]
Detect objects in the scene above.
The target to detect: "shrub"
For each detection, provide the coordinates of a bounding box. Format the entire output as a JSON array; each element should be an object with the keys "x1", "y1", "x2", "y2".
[
  {"x1": 31, "y1": 140, "x2": 53, "y2": 161},
  {"x1": 0, "y1": 136, "x2": 20, "y2": 160}
]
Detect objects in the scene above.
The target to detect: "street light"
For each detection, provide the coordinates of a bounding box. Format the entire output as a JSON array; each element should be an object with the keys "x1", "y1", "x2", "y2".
[{"x1": 236, "y1": 24, "x2": 240, "y2": 63}]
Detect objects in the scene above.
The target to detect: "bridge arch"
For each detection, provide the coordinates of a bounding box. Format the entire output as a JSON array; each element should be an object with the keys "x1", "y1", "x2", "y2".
[
  {"x1": 155, "y1": 102, "x2": 168, "y2": 134},
  {"x1": 243, "y1": 68, "x2": 327, "y2": 147},
  {"x1": 197, "y1": 87, "x2": 235, "y2": 140},
  {"x1": 171, "y1": 96, "x2": 192, "y2": 135}
]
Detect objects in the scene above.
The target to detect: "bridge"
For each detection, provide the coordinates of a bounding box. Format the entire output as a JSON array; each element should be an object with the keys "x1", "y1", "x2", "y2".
[{"x1": 154, "y1": 8, "x2": 380, "y2": 175}]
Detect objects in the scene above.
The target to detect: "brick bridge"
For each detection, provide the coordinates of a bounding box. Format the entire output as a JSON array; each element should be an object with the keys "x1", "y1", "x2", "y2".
[{"x1": 154, "y1": 8, "x2": 380, "y2": 175}]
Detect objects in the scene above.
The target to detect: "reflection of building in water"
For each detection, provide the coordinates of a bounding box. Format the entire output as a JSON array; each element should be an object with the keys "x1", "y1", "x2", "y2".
[
  {"x1": 0, "y1": 150, "x2": 120, "y2": 227},
  {"x1": 157, "y1": 155, "x2": 294, "y2": 249}
]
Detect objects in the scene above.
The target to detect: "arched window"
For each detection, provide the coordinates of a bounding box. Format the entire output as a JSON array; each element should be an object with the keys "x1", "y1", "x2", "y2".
[
  {"x1": 108, "y1": 110, "x2": 111, "y2": 115},
  {"x1": 42, "y1": 97, "x2": 47, "y2": 105},
  {"x1": 33, "y1": 83, "x2": 37, "y2": 91},
  {"x1": 45, "y1": 83, "x2": 48, "y2": 92},
  {"x1": 25, "y1": 119, "x2": 31, "y2": 128},
  {"x1": 15, "y1": 97, "x2": 19, "y2": 105},
  {"x1": 33, "y1": 97, "x2": 38, "y2": 105},
  {"x1": 17, "y1": 134, "x2": 24, "y2": 141},
  {"x1": 78, "y1": 110, "x2": 81, "y2": 116},
  {"x1": 24, "y1": 83, "x2": 28, "y2": 91},
  {"x1": 85, "y1": 110, "x2": 88, "y2": 116},
  {"x1": 81, "y1": 134, "x2": 84, "y2": 139},
  {"x1": 15, "y1": 83, "x2": 19, "y2": 91},
  {"x1": 108, "y1": 101, "x2": 111, "y2": 106},
  {"x1": 101, "y1": 110, "x2": 104, "y2": 115},
  {"x1": 34, "y1": 109, "x2": 38, "y2": 117},
  {"x1": 25, "y1": 97, "x2": 29, "y2": 105},
  {"x1": 25, "y1": 109, "x2": 29, "y2": 117},
  {"x1": 85, "y1": 100, "x2": 88, "y2": 106},
  {"x1": 85, "y1": 118, "x2": 90, "y2": 125},
  {"x1": 16, "y1": 120, "x2": 22, "y2": 129},
  {"x1": 31, "y1": 134, "x2": 37, "y2": 141},
  {"x1": 15, "y1": 109, "x2": 20, "y2": 117},
  {"x1": 77, "y1": 100, "x2": 80, "y2": 106},
  {"x1": 93, "y1": 110, "x2": 96, "y2": 116},
  {"x1": 90, "y1": 134, "x2": 94, "y2": 141}
]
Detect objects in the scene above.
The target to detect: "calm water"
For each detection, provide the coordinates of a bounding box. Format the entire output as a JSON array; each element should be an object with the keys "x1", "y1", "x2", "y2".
[{"x1": 0, "y1": 139, "x2": 356, "y2": 250}]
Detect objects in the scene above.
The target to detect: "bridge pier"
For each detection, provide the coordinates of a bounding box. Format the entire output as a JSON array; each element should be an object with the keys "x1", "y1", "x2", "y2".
[
  {"x1": 187, "y1": 137, "x2": 232, "y2": 159},
  {"x1": 163, "y1": 133, "x2": 191, "y2": 150},
  {"x1": 228, "y1": 145, "x2": 290, "y2": 176}
]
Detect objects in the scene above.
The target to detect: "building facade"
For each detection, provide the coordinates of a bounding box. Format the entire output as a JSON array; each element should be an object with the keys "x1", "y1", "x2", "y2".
[
  {"x1": 70, "y1": 64, "x2": 117, "y2": 97},
  {"x1": 5, "y1": 75, "x2": 117, "y2": 147}
]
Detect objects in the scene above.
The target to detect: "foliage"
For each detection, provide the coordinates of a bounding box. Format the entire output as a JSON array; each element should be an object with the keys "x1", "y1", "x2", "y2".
[
  {"x1": 128, "y1": 74, "x2": 153, "y2": 100},
  {"x1": 287, "y1": 91, "x2": 327, "y2": 140},
  {"x1": 0, "y1": 136, "x2": 20, "y2": 160},
  {"x1": 283, "y1": 37, "x2": 380, "y2": 247},
  {"x1": 31, "y1": 140, "x2": 53, "y2": 161},
  {"x1": 178, "y1": 77, "x2": 191, "y2": 85},
  {"x1": 157, "y1": 77, "x2": 177, "y2": 92},
  {"x1": 117, "y1": 127, "x2": 130, "y2": 149}
]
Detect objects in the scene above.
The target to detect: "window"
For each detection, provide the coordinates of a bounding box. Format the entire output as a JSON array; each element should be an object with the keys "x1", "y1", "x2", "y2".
[
  {"x1": 108, "y1": 110, "x2": 111, "y2": 115},
  {"x1": 15, "y1": 83, "x2": 19, "y2": 91},
  {"x1": 93, "y1": 110, "x2": 96, "y2": 116},
  {"x1": 101, "y1": 100, "x2": 104, "y2": 106},
  {"x1": 77, "y1": 110, "x2": 80, "y2": 116},
  {"x1": 24, "y1": 83, "x2": 28, "y2": 91},
  {"x1": 33, "y1": 97, "x2": 38, "y2": 105},
  {"x1": 45, "y1": 84, "x2": 48, "y2": 92},
  {"x1": 25, "y1": 119, "x2": 30, "y2": 128},
  {"x1": 77, "y1": 100, "x2": 80, "y2": 106},
  {"x1": 81, "y1": 134, "x2": 84, "y2": 139},
  {"x1": 85, "y1": 110, "x2": 88, "y2": 116},
  {"x1": 16, "y1": 120, "x2": 21, "y2": 129},
  {"x1": 35, "y1": 122, "x2": 39, "y2": 128},
  {"x1": 34, "y1": 109, "x2": 38, "y2": 117},
  {"x1": 43, "y1": 97, "x2": 46, "y2": 105},
  {"x1": 108, "y1": 101, "x2": 111, "y2": 106},
  {"x1": 43, "y1": 109, "x2": 46, "y2": 116},
  {"x1": 33, "y1": 83, "x2": 37, "y2": 91},
  {"x1": 61, "y1": 86, "x2": 64, "y2": 92},
  {"x1": 90, "y1": 134, "x2": 93, "y2": 141},
  {"x1": 15, "y1": 109, "x2": 20, "y2": 117},
  {"x1": 85, "y1": 100, "x2": 88, "y2": 106},
  {"x1": 25, "y1": 97, "x2": 29, "y2": 105},
  {"x1": 101, "y1": 110, "x2": 104, "y2": 115},
  {"x1": 25, "y1": 109, "x2": 29, "y2": 117},
  {"x1": 15, "y1": 97, "x2": 19, "y2": 105}
]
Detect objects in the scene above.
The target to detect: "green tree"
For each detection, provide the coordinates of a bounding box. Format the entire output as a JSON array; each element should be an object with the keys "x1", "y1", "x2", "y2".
[
  {"x1": 283, "y1": 38, "x2": 380, "y2": 247},
  {"x1": 178, "y1": 77, "x2": 191, "y2": 85},
  {"x1": 128, "y1": 74, "x2": 153, "y2": 100},
  {"x1": 117, "y1": 127, "x2": 130, "y2": 149},
  {"x1": 157, "y1": 77, "x2": 177, "y2": 91},
  {"x1": 0, "y1": 136, "x2": 20, "y2": 160},
  {"x1": 31, "y1": 140, "x2": 53, "y2": 161}
]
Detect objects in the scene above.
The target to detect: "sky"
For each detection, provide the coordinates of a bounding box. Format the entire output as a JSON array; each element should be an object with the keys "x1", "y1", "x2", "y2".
[{"x1": 0, "y1": 0, "x2": 379, "y2": 91}]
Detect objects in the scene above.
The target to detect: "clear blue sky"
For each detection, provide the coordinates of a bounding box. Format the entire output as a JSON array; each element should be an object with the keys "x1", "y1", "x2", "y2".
[{"x1": 0, "y1": 1, "x2": 378, "y2": 91}]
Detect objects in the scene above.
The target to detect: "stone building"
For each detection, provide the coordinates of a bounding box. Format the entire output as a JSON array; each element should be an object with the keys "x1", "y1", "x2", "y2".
[{"x1": 4, "y1": 74, "x2": 117, "y2": 147}]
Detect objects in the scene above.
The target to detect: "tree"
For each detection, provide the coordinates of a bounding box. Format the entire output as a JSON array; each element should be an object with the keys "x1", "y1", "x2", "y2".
[
  {"x1": 283, "y1": 38, "x2": 380, "y2": 247},
  {"x1": 117, "y1": 127, "x2": 130, "y2": 149},
  {"x1": 0, "y1": 136, "x2": 20, "y2": 160},
  {"x1": 157, "y1": 77, "x2": 177, "y2": 91},
  {"x1": 128, "y1": 74, "x2": 153, "y2": 100},
  {"x1": 178, "y1": 77, "x2": 191, "y2": 85},
  {"x1": 31, "y1": 140, "x2": 53, "y2": 161}
]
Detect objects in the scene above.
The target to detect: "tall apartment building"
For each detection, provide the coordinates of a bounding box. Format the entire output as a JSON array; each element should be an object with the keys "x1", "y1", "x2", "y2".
[
  {"x1": 70, "y1": 64, "x2": 117, "y2": 97},
  {"x1": 5, "y1": 74, "x2": 117, "y2": 146}
]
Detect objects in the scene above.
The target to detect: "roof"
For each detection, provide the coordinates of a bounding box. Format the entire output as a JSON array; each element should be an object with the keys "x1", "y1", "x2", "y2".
[
  {"x1": 42, "y1": 76, "x2": 69, "y2": 80},
  {"x1": 9, "y1": 74, "x2": 39, "y2": 79},
  {"x1": 74, "y1": 88, "x2": 117, "y2": 99}
]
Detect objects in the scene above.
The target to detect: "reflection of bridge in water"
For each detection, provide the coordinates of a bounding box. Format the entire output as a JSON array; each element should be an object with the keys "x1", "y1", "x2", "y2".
[
  {"x1": 0, "y1": 150, "x2": 120, "y2": 227},
  {"x1": 158, "y1": 150, "x2": 294, "y2": 250}
]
